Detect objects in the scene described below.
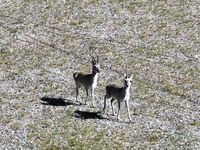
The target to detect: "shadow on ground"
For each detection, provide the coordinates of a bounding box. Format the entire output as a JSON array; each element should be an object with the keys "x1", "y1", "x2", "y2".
[
  {"x1": 40, "y1": 97, "x2": 80, "y2": 106},
  {"x1": 73, "y1": 110, "x2": 109, "y2": 120}
]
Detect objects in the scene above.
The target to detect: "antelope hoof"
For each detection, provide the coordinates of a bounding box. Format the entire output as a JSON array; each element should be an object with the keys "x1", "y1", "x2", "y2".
[
  {"x1": 112, "y1": 113, "x2": 116, "y2": 116},
  {"x1": 117, "y1": 118, "x2": 121, "y2": 122},
  {"x1": 76, "y1": 98, "x2": 80, "y2": 103}
]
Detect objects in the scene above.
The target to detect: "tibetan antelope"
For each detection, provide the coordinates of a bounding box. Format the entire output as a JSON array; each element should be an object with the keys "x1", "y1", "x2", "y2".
[
  {"x1": 73, "y1": 53, "x2": 100, "y2": 107},
  {"x1": 103, "y1": 70, "x2": 133, "y2": 122}
]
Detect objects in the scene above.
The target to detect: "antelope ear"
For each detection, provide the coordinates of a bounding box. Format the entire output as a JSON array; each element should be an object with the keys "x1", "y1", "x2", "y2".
[
  {"x1": 130, "y1": 74, "x2": 133, "y2": 80},
  {"x1": 124, "y1": 72, "x2": 127, "y2": 78},
  {"x1": 124, "y1": 69, "x2": 128, "y2": 77}
]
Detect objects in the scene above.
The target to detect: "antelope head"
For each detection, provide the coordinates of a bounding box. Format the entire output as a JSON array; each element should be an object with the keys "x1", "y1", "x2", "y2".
[{"x1": 90, "y1": 53, "x2": 100, "y2": 74}]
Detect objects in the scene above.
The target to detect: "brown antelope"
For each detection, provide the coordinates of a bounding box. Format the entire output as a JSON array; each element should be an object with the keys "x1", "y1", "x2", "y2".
[
  {"x1": 73, "y1": 53, "x2": 100, "y2": 107},
  {"x1": 103, "y1": 70, "x2": 133, "y2": 122}
]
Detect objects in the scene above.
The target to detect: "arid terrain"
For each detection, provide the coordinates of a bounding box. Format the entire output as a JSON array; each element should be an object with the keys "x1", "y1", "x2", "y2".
[{"x1": 0, "y1": 0, "x2": 199, "y2": 149}]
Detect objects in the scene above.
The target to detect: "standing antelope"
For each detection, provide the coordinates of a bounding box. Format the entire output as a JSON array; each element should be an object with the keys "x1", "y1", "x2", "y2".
[
  {"x1": 103, "y1": 70, "x2": 133, "y2": 122},
  {"x1": 73, "y1": 53, "x2": 100, "y2": 107}
]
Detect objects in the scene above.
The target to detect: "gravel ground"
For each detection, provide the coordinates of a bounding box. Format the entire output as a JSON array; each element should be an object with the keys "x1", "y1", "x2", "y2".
[{"x1": 0, "y1": 0, "x2": 200, "y2": 149}]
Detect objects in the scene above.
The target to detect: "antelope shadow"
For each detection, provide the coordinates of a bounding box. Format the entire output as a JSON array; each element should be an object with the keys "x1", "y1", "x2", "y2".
[
  {"x1": 40, "y1": 97, "x2": 80, "y2": 106},
  {"x1": 73, "y1": 110, "x2": 109, "y2": 120}
]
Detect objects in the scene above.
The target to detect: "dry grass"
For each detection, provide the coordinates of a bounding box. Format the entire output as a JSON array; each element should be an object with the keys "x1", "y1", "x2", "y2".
[{"x1": 0, "y1": 0, "x2": 199, "y2": 149}]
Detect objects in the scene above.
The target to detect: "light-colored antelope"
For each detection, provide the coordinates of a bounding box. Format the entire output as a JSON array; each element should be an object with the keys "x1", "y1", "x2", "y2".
[
  {"x1": 103, "y1": 70, "x2": 133, "y2": 122},
  {"x1": 73, "y1": 53, "x2": 100, "y2": 107}
]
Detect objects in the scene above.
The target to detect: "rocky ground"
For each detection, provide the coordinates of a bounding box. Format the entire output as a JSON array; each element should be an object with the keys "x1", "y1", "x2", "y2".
[{"x1": 0, "y1": 0, "x2": 199, "y2": 149}]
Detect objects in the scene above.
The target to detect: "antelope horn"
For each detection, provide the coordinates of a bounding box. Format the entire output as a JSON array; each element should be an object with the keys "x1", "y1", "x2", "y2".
[
  {"x1": 96, "y1": 52, "x2": 99, "y2": 63},
  {"x1": 90, "y1": 53, "x2": 96, "y2": 63}
]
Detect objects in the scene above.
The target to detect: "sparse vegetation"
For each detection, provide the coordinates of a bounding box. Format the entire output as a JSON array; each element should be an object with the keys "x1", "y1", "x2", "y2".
[{"x1": 0, "y1": 0, "x2": 199, "y2": 149}]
